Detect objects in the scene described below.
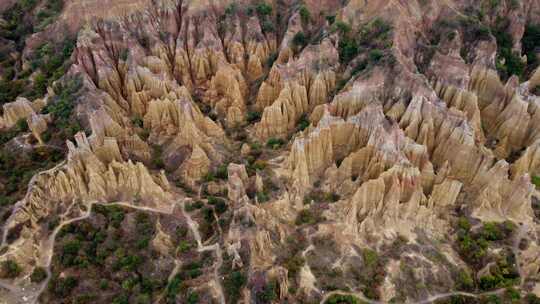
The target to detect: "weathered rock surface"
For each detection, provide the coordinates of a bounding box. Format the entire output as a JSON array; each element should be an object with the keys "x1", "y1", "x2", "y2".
[{"x1": 2, "y1": 0, "x2": 540, "y2": 303}]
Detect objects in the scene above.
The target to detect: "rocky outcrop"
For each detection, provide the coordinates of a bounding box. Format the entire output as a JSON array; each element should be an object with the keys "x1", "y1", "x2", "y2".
[
  {"x1": 254, "y1": 40, "x2": 339, "y2": 139},
  {"x1": 207, "y1": 65, "x2": 248, "y2": 127},
  {"x1": 333, "y1": 163, "x2": 459, "y2": 240},
  {"x1": 0, "y1": 97, "x2": 43, "y2": 130},
  {"x1": 3, "y1": 1, "x2": 540, "y2": 302},
  {"x1": 0, "y1": 132, "x2": 172, "y2": 278}
]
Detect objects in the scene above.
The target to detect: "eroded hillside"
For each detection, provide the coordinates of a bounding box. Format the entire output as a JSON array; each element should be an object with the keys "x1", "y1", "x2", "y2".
[{"x1": 1, "y1": 0, "x2": 540, "y2": 303}]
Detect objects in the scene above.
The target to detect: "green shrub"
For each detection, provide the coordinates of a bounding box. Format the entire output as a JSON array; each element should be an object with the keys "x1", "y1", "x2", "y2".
[
  {"x1": 295, "y1": 209, "x2": 319, "y2": 225},
  {"x1": 368, "y1": 49, "x2": 384, "y2": 62},
  {"x1": 299, "y1": 6, "x2": 310, "y2": 24},
  {"x1": 265, "y1": 52, "x2": 278, "y2": 69},
  {"x1": 256, "y1": 280, "x2": 277, "y2": 302},
  {"x1": 456, "y1": 269, "x2": 474, "y2": 291},
  {"x1": 132, "y1": 116, "x2": 144, "y2": 128},
  {"x1": 247, "y1": 111, "x2": 262, "y2": 123},
  {"x1": 523, "y1": 24, "x2": 540, "y2": 74},
  {"x1": 526, "y1": 293, "x2": 540, "y2": 304},
  {"x1": 15, "y1": 118, "x2": 28, "y2": 132},
  {"x1": 333, "y1": 21, "x2": 352, "y2": 34},
  {"x1": 216, "y1": 164, "x2": 228, "y2": 180},
  {"x1": 292, "y1": 31, "x2": 308, "y2": 48},
  {"x1": 266, "y1": 138, "x2": 285, "y2": 149},
  {"x1": 0, "y1": 260, "x2": 21, "y2": 278},
  {"x1": 111, "y1": 294, "x2": 129, "y2": 304},
  {"x1": 178, "y1": 240, "x2": 192, "y2": 253},
  {"x1": 187, "y1": 292, "x2": 199, "y2": 304},
  {"x1": 30, "y1": 266, "x2": 48, "y2": 283},
  {"x1": 49, "y1": 275, "x2": 78, "y2": 297},
  {"x1": 338, "y1": 37, "x2": 358, "y2": 64},
  {"x1": 362, "y1": 249, "x2": 378, "y2": 267},
  {"x1": 481, "y1": 222, "x2": 504, "y2": 241},
  {"x1": 255, "y1": 3, "x2": 273, "y2": 16},
  {"x1": 478, "y1": 255, "x2": 520, "y2": 291},
  {"x1": 296, "y1": 114, "x2": 309, "y2": 131},
  {"x1": 224, "y1": 271, "x2": 247, "y2": 303},
  {"x1": 532, "y1": 175, "x2": 540, "y2": 188},
  {"x1": 166, "y1": 274, "x2": 185, "y2": 300},
  {"x1": 256, "y1": 191, "x2": 269, "y2": 203},
  {"x1": 99, "y1": 279, "x2": 109, "y2": 290},
  {"x1": 505, "y1": 287, "x2": 521, "y2": 300},
  {"x1": 185, "y1": 201, "x2": 200, "y2": 212},
  {"x1": 324, "y1": 294, "x2": 362, "y2": 304},
  {"x1": 326, "y1": 15, "x2": 336, "y2": 25},
  {"x1": 457, "y1": 216, "x2": 472, "y2": 231},
  {"x1": 261, "y1": 20, "x2": 275, "y2": 33},
  {"x1": 324, "y1": 192, "x2": 340, "y2": 202}
]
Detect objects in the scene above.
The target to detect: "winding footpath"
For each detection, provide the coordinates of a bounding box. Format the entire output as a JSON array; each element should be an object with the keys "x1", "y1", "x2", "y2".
[
  {"x1": 320, "y1": 223, "x2": 531, "y2": 304},
  {"x1": 0, "y1": 198, "x2": 227, "y2": 304}
]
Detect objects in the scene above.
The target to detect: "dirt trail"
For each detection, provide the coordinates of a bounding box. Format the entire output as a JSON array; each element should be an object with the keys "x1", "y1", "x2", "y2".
[
  {"x1": 0, "y1": 199, "x2": 227, "y2": 304},
  {"x1": 320, "y1": 224, "x2": 530, "y2": 304},
  {"x1": 180, "y1": 200, "x2": 226, "y2": 304}
]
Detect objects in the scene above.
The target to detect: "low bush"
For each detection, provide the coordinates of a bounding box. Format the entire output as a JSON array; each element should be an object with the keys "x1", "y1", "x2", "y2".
[
  {"x1": 324, "y1": 294, "x2": 362, "y2": 304},
  {"x1": 247, "y1": 111, "x2": 262, "y2": 123},
  {"x1": 266, "y1": 138, "x2": 285, "y2": 149},
  {"x1": 224, "y1": 271, "x2": 247, "y2": 303},
  {"x1": 0, "y1": 259, "x2": 21, "y2": 278},
  {"x1": 295, "y1": 209, "x2": 322, "y2": 225}
]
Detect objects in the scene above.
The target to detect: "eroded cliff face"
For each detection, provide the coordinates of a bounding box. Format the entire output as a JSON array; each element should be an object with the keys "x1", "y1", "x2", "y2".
[{"x1": 1, "y1": 0, "x2": 540, "y2": 303}]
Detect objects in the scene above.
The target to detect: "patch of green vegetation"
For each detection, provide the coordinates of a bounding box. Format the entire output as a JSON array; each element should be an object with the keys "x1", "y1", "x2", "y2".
[
  {"x1": 532, "y1": 175, "x2": 540, "y2": 189},
  {"x1": 223, "y1": 271, "x2": 247, "y2": 303},
  {"x1": 185, "y1": 200, "x2": 204, "y2": 212},
  {"x1": 324, "y1": 294, "x2": 363, "y2": 304},
  {"x1": 43, "y1": 76, "x2": 83, "y2": 129},
  {"x1": 166, "y1": 274, "x2": 186, "y2": 302},
  {"x1": 0, "y1": 259, "x2": 21, "y2": 278},
  {"x1": 48, "y1": 275, "x2": 78, "y2": 297},
  {"x1": 299, "y1": 6, "x2": 311, "y2": 25},
  {"x1": 256, "y1": 191, "x2": 269, "y2": 203},
  {"x1": 177, "y1": 240, "x2": 192, "y2": 253},
  {"x1": 247, "y1": 111, "x2": 262, "y2": 123},
  {"x1": 526, "y1": 293, "x2": 540, "y2": 304},
  {"x1": 265, "y1": 52, "x2": 278, "y2": 69},
  {"x1": 335, "y1": 18, "x2": 393, "y2": 67},
  {"x1": 131, "y1": 115, "x2": 144, "y2": 128},
  {"x1": 292, "y1": 31, "x2": 308, "y2": 50},
  {"x1": 492, "y1": 17, "x2": 525, "y2": 80},
  {"x1": 207, "y1": 196, "x2": 227, "y2": 214},
  {"x1": 266, "y1": 137, "x2": 285, "y2": 149},
  {"x1": 295, "y1": 209, "x2": 323, "y2": 225},
  {"x1": 30, "y1": 266, "x2": 48, "y2": 283},
  {"x1": 34, "y1": 0, "x2": 64, "y2": 31},
  {"x1": 455, "y1": 269, "x2": 474, "y2": 291},
  {"x1": 454, "y1": 217, "x2": 520, "y2": 293},
  {"x1": 303, "y1": 189, "x2": 340, "y2": 205},
  {"x1": 478, "y1": 252, "x2": 520, "y2": 291},
  {"x1": 256, "y1": 280, "x2": 278, "y2": 303},
  {"x1": 204, "y1": 163, "x2": 229, "y2": 182},
  {"x1": 0, "y1": 0, "x2": 73, "y2": 107},
  {"x1": 0, "y1": 146, "x2": 64, "y2": 228},
  {"x1": 522, "y1": 24, "x2": 540, "y2": 76},
  {"x1": 296, "y1": 114, "x2": 310, "y2": 132},
  {"x1": 362, "y1": 249, "x2": 378, "y2": 267},
  {"x1": 0, "y1": 118, "x2": 29, "y2": 145},
  {"x1": 45, "y1": 207, "x2": 194, "y2": 303}
]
